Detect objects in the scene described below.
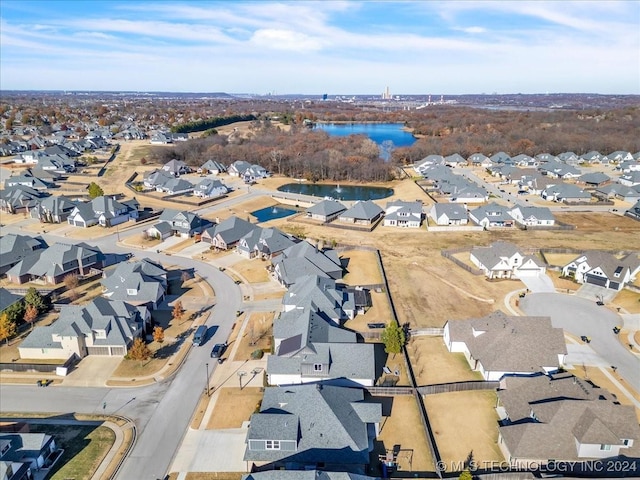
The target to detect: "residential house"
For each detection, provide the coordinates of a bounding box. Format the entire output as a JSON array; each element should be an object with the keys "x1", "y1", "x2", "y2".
[
  {"x1": 306, "y1": 200, "x2": 347, "y2": 222},
  {"x1": 0, "y1": 459, "x2": 32, "y2": 480},
  {"x1": 468, "y1": 153, "x2": 492, "y2": 167},
  {"x1": 0, "y1": 288, "x2": 22, "y2": 315},
  {"x1": 244, "y1": 384, "x2": 381, "y2": 471},
  {"x1": 337, "y1": 200, "x2": 384, "y2": 226},
  {"x1": 443, "y1": 311, "x2": 566, "y2": 381},
  {"x1": 242, "y1": 472, "x2": 379, "y2": 480},
  {"x1": 67, "y1": 196, "x2": 139, "y2": 228},
  {"x1": 198, "y1": 159, "x2": 226, "y2": 175},
  {"x1": 596, "y1": 184, "x2": 640, "y2": 203},
  {"x1": 101, "y1": 259, "x2": 167, "y2": 310},
  {"x1": 236, "y1": 227, "x2": 297, "y2": 259},
  {"x1": 607, "y1": 150, "x2": 633, "y2": 163},
  {"x1": 0, "y1": 234, "x2": 47, "y2": 276},
  {"x1": 577, "y1": 172, "x2": 610, "y2": 187},
  {"x1": 490, "y1": 152, "x2": 512, "y2": 164},
  {"x1": 581, "y1": 151, "x2": 606, "y2": 164},
  {"x1": 29, "y1": 195, "x2": 77, "y2": 223},
  {"x1": 157, "y1": 177, "x2": 194, "y2": 195},
  {"x1": 201, "y1": 216, "x2": 258, "y2": 250},
  {"x1": 444, "y1": 153, "x2": 467, "y2": 167},
  {"x1": 0, "y1": 432, "x2": 57, "y2": 473},
  {"x1": 538, "y1": 160, "x2": 581, "y2": 179},
  {"x1": 619, "y1": 171, "x2": 640, "y2": 187},
  {"x1": 271, "y1": 241, "x2": 343, "y2": 287},
  {"x1": 511, "y1": 154, "x2": 537, "y2": 168},
  {"x1": 626, "y1": 199, "x2": 640, "y2": 221},
  {"x1": 0, "y1": 186, "x2": 47, "y2": 214},
  {"x1": 619, "y1": 160, "x2": 640, "y2": 173},
  {"x1": 414, "y1": 154, "x2": 444, "y2": 174},
  {"x1": 382, "y1": 200, "x2": 422, "y2": 228},
  {"x1": 281, "y1": 275, "x2": 356, "y2": 322},
  {"x1": 470, "y1": 241, "x2": 546, "y2": 279},
  {"x1": 194, "y1": 178, "x2": 228, "y2": 199},
  {"x1": 143, "y1": 169, "x2": 174, "y2": 190},
  {"x1": 561, "y1": 251, "x2": 640, "y2": 291},
  {"x1": 428, "y1": 203, "x2": 468, "y2": 226},
  {"x1": 19, "y1": 297, "x2": 147, "y2": 359},
  {"x1": 542, "y1": 183, "x2": 592, "y2": 203},
  {"x1": 5, "y1": 173, "x2": 55, "y2": 191},
  {"x1": 268, "y1": 305, "x2": 374, "y2": 387},
  {"x1": 508, "y1": 205, "x2": 555, "y2": 227},
  {"x1": 557, "y1": 152, "x2": 580, "y2": 165},
  {"x1": 161, "y1": 159, "x2": 190, "y2": 176},
  {"x1": 517, "y1": 173, "x2": 555, "y2": 195},
  {"x1": 228, "y1": 160, "x2": 252, "y2": 177},
  {"x1": 6, "y1": 242, "x2": 102, "y2": 285},
  {"x1": 150, "y1": 132, "x2": 188, "y2": 144},
  {"x1": 149, "y1": 209, "x2": 212, "y2": 238},
  {"x1": 228, "y1": 161, "x2": 268, "y2": 182},
  {"x1": 496, "y1": 372, "x2": 640, "y2": 466},
  {"x1": 535, "y1": 153, "x2": 558, "y2": 163},
  {"x1": 469, "y1": 203, "x2": 514, "y2": 228}
]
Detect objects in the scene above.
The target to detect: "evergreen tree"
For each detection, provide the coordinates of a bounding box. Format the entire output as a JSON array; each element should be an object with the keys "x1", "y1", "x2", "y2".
[
  {"x1": 88, "y1": 182, "x2": 104, "y2": 199},
  {"x1": 381, "y1": 322, "x2": 406, "y2": 356}
]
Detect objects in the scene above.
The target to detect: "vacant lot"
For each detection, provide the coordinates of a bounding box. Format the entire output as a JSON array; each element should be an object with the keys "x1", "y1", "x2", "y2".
[
  {"x1": 555, "y1": 211, "x2": 640, "y2": 233},
  {"x1": 408, "y1": 336, "x2": 483, "y2": 386},
  {"x1": 341, "y1": 249, "x2": 383, "y2": 285},
  {"x1": 371, "y1": 395, "x2": 434, "y2": 474},
  {"x1": 232, "y1": 258, "x2": 270, "y2": 283},
  {"x1": 206, "y1": 387, "x2": 263, "y2": 429},
  {"x1": 424, "y1": 391, "x2": 504, "y2": 471},
  {"x1": 612, "y1": 288, "x2": 640, "y2": 314},
  {"x1": 29, "y1": 422, "x2": 115, "y2": 480}
]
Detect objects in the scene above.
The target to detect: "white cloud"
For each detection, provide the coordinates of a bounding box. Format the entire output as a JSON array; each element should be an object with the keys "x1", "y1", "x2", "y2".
[
  {"x1": 250, "y1": 29, "x2": 324, "y2": 52},
  {"x1": 455, "y1": 26, "x2": 486, "y2": 34}
]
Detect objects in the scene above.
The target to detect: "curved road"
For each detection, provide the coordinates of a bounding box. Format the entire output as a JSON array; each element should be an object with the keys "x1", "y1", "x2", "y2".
[
  {"x1": 520, "y1": 293, "x2": 640, "y2": 392},
  {"x1": 0, "y1": 225, "x2": 243, "y2": 480}
]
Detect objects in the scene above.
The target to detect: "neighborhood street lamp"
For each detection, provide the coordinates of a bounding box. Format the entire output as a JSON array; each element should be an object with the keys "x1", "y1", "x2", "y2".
[{"x1": 205, "y1": 363, "x2": 210, "y2": 397}]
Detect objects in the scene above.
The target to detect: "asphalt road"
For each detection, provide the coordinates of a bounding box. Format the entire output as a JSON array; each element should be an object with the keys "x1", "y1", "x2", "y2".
[
  {"x1": 0, "y1": 223, "x2": 243, "y2": 480},
  {"x1": 520, "y1": 292, "x2": 640, "y2": 392}
]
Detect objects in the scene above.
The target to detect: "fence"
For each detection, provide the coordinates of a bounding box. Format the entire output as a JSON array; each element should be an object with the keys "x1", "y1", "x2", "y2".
[
  {"x1": 427, "y1": 225, "x2": 484, "y2": 232},
  {"x1": 410, "y1": 328, "x2": 444, "y2": 337},
  {"x1": 418, "y1": 381, "x2": 499, "y2": 395},
  {"x1": 0, "y1": 354, "x2": 79, "y2": 373},
  {"x1": 365, "y1": 386, "x2": 414, "y2": 396},
  {"x1": 413, "y1": 180, "x2": 439, "y2": 204},
  {"x1": 441, "y1": 249, "x2": 484, "y2": 276}
]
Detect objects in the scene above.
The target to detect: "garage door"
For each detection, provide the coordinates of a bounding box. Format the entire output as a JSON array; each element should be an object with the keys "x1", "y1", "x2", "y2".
[
  {"x1": 585, "y1": 274, "x2": 607, "y2": 287},
  {"x1": 515, "y1": 269, "x2": 541, "y2": 277},
  {"x1": 609, "y1": 282, "x2": 620, "y2": 290},
  {"x1": 75, "y1": 220, "x2": 84, "y2": 227},
  {"x1": 87, "y1": 346, "x2": 111, "y2": 356}
]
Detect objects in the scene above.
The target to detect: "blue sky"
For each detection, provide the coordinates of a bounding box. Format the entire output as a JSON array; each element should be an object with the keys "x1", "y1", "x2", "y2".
[{"x1": 1, "y1": 0, "x2": 638, "y2": 94}]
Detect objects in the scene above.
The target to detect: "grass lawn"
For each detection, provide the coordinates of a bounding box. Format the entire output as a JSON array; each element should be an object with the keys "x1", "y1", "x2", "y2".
[
  {"x1": 232, "y1": 312, "x2": 274, "y2": 361},
  {"x1": 547, "y1": 269, "x2": 581, "y2": 291},
  {"x1": 371, "y1": 395, "x2": 434, "y2": 474},
  {"x1": 28, "y1": 423, "x2": 115, "y2": 480},
  {"x1": 543, "y1": 253, "x2": 578, "y2": 266},
  {"x1": 423, "y1": 391, "x2": 504, "y2": 471},
  {"x1": 612, "y1": 288, "x2": 640, "y2": 314},
  {"x1": 341, "y1": 249, "x2": 383, "y2": 285},
  {"x1": 233, "y1": 258, "x2": 270, "y2": 283},
  {"x1": 408, "y1": 336, "x2": 483, "y2": 385},
  {"x1": 342, "y1": 290, "x2": 393, "y2": 333},
  {"x1": 206, "y1": 387, "x2": 263, "y2": 429}
]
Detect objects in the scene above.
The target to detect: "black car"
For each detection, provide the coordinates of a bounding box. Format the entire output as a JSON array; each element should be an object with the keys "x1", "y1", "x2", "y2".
[{"x1": 211, "y1": 343, "x2": 226, "y2": 358}]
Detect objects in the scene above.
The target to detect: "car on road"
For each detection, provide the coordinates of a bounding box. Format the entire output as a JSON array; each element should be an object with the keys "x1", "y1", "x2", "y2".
[
  {"x1": 193, "y1": 325, "x2": 207, "y2": 346},
  {"x1": 211, "y1": 343, "x2": 226, "y2": 358}
]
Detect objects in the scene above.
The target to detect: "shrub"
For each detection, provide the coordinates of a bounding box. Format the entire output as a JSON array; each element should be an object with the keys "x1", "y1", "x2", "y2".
[{"x1": 251, "y1": 349, "x2": 264, "y2": 360}]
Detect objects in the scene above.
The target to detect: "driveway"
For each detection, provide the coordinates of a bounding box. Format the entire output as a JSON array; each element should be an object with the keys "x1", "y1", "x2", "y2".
[
  {"x1": 574, "y1": 283, "x2": 619, "y2": 303},
  {"x1": 171, "y1": 428, "x2": 248, "y2": 473},
  {"x1": 520, "y1": 293, "x2": 640, "y2": 392},
  {"x1": 62, "y1": 356, "x2": 122, "y2": 387},
  {"x1": 516, "y1": 273, "x2": 555, "y2": 293}
]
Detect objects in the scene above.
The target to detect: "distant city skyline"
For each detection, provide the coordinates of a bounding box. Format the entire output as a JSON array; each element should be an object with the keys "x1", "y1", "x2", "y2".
[{"x1": 1, "y1": 0, "x2": 638, "y2": 95}]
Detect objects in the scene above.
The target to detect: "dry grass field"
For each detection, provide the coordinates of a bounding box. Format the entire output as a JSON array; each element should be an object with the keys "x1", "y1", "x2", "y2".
[
  {"x1": 408, "y1": 336, "x2": 483, "y2": 385},
  {"x1": 341, "y1": 249, "x2": 383, "y2": 285},
  {"x1": 547, "y1": 269, "x2": 581, "y2": 291},
  {"x1": 231, "y1": 259, "x2": 270, "y2": 283},
  {"x1": 206, "y1": 387, "x2": 263, "y2": 429},
  {"x1": 424, "y1": 391, "x2": 504, "y2": 470},
  {"x1": 543, "y1": 253, "x2": 578, "y2": 266},
  {"x1": 343, "y1": 290, "x2": 393, "y2": 333},
  {"x1": 612, "y1": 288, "x2": 640, "y2": 314}
]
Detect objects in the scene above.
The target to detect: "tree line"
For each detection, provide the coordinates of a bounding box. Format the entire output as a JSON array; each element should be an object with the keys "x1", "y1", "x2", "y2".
[{"x1": 170, "y1": 114, "x2": 256, "y2": 134}]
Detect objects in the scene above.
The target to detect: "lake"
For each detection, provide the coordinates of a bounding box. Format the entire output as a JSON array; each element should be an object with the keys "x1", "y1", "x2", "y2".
[
  {"x1": 251, "y1": 205, "x2": 297, "y2": 222},
  {"x1": 314, "y1": 122, "x2": 416, "y2": 148},
  {"x1": 277, "y1": 183, "x2": 393, "y2": 201}
]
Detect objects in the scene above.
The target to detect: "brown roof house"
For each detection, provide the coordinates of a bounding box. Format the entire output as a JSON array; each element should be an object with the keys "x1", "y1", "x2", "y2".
[
  {"x1": 496, "y1": 372, "x2": 640, "y2": 468},
  {"x1": 443, "y1": 311, "x2": 567, "y2": 381}
]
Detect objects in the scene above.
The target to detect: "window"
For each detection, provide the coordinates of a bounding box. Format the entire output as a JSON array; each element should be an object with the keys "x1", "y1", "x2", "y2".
[
  {"x1": 266, "y1": 440, "x2": 280, "y2": 450},
  {"x1": 314, "y1": 363, "x2": 323, "y2": 372},
  {"x1": 127, "y1": 289, "x2": 137, "y2": 295},
  {"x1": 623, "y1": 439, "x2": 631, "y2": 446},
  {"x1": 599, "y1": 444, "x2": 612, "y2": 451}
]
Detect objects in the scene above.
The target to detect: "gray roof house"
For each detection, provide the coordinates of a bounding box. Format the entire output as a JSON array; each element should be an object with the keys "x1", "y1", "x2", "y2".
[
  {"x1": 5, "y1": 173, "x2": 55, "y2": 191},
  {"x1": 6, "y1": 242, "x2": 102, "y2": 285},
  {"x1": 557, "y1": 151, "x2": 580, "y2": 165},
  {"x1": 271, "y1": 241, "x2": 343, "y2": 287},
  {"x1": 143, "y1": 169, "x2": 174, "y2": 190},
  {"x1": 596, "y1": 183, "x2": 640, "y2": 203},
  {"x1": 306, "y1": 199, "x2": 347, "y2": 223},
  {"x1": 627, "y1": 199, "x2": 640, "y2": 221},
  {"x1": 490, "y1": 152, "x2": 512, "y2": 164},
  {"x1": 161, "y1": 159, "x2": 190, "y2": 176},
  {"x1": 101, "y1": 259, "x2": 167, "y2": 309},
  {"x1": 243, "y1": 472, "x2": 378, "y2": 480},
  {"x1": 562, "y1": 251, "x2": 640, "y2": 291},
  {"x1": 150, "y1": 209, "x2": 212, "y2": 238},
  {"x1": 228, "y1": 160, "x2": 252, "y2": 177},
  {"x1": 337, "y1": 200, "x2": 384, "y2": 226},
  {"x1": 443, "y1": 311, "x2": 567, "y2": 381},
  {"x1": 67, "y1": 196, "x2": 139, "y2": 228},
  {"x1": 469, "y1": 202, "x2": 514, "y2": 228},
  {"x1": 0, "y1": 185, "x2": 48, "y2": 214},
  {"x1": 581, "y1": 151, "x2": 605, "y2": 164},
  {"x1": 19, "y1": 297, "x2": 146, "y2": 359},
  {"x1": 0, "y1": 288, "x2": 22, "y2": 314},
  {"x1": 383, "y1": 200, "x2": 422, "y2": 228},
  {"x1": 198, "y1": 159, "x2": 226, "y2": 175},
  {"x1": 282, "y1": 275, "x2": 356, "y2": 323},
  {"x1": 244, "y1": 384, "x2": 381, "y2": 471},
  {"x1": 428, "y1": 203, "x2": 468, "y2": 226},
  {"x1": 29, "y1": 195, "x2": 78, "y2": 223},
  {"x1": 470, "y1": 241, "x2": 546, "y2": 279},
  {"x1": 538, "y1": 160, "x2": 581, "y2": 179},
  {"x1": 496, "y1": 372, "x2": 640, "y2": 466},
  {"x1": 542, "y1": 183, "x2": 592, "y2": 203},
  {"x1": 468, "y1": 153, "x2": 491, "y2": 167},
  {"x1": 194, "y1": 178, "x2": 228, "y2": 199},
  {"x1": 236, "y1": 227, "x2": 297, "y2": 259},
  {"x1": 157, "y1": 177, "x2": 194, "y2": 195},
  {"x1": 444, "y1": 153, "x2": 467, "y2": 167},
  {"x1": 577, "y1": 172, "x2": 610, "y2": 187},
  {"x1": 607, "y1": 150, "x2": 634, "y2": 163},
  {"x1": 619, "y1": 171, "x2": 640, "y2": 187},
  {"x1": 201, "y1": 216, "x2": 258, "y2": 249},
  {"x1": 268, "y1": 306, "x2": 375, "y2": 387},
  {"x1": 508, "y1": 205, "x2": 555, "y2": 227},
  {"x1": 0, "y1": 432, "x2": 57, "y2": 473},
  {"x1": 0, "y1": 234, "x2": 47, "y2": 275}
]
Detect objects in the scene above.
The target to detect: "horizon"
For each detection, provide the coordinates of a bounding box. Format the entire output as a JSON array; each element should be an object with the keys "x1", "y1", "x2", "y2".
[{"x1": 1, "y1": 1, "x2": 639, "y2": 95}]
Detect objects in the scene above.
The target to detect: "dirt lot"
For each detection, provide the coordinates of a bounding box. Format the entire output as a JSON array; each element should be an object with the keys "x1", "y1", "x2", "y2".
[
  {"x1": 341, "y1": 249, "x2": 383, "y2": 285},
  {"x1": 372, "y1": 395, "x2": 434, "y2": 474},
  {"x1": 408, "y1": 336, "x2": 483, "y2": 386},
  {"x1": 556, "y1": 211, "x2": 640, "y2": 233},
  {"x1": 206, "y1": 387, "x2": 263, "y2": 429},
  {"x1": 612, "y1": 288, "x2": 640, "y2": 314},
  {"x1": 424, "y1": 391, "x2": 504, "y2": 469}
]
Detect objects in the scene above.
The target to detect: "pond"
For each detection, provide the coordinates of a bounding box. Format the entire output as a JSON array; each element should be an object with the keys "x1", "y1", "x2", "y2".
[
  {"x1": 277, "y1": 183, "x2": 394, "y2": 201},
  {"x1": 251, "y1": 205, "x2": 298, "y2": 222},
  {"x1": 314, "y1": 122, "x2": 416, "y2": 149}
]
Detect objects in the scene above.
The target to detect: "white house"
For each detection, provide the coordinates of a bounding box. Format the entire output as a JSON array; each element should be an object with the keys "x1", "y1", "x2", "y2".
[
  {"x1": 470, "y1": 241, "x2": 546, "y2": 279},
  {"x1": 383, "y1": 200, "x2": 422, "y2": 228}
]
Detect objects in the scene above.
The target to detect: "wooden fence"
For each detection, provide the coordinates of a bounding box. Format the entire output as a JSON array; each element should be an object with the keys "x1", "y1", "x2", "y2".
[
  {"x1": 441, "y1": 249, "x2": 484, "y2": 276},
  {"x1": 0, "y1": 354, "x2": 79, "y2": 373},
  {"x1": 418, "y1": 381, "x2": 499, "y2": 395}
]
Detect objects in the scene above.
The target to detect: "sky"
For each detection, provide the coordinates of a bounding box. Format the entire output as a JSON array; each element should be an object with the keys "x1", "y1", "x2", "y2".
[{"x1": 1, "y1": 0, "x2": 639, "y2": 95}]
